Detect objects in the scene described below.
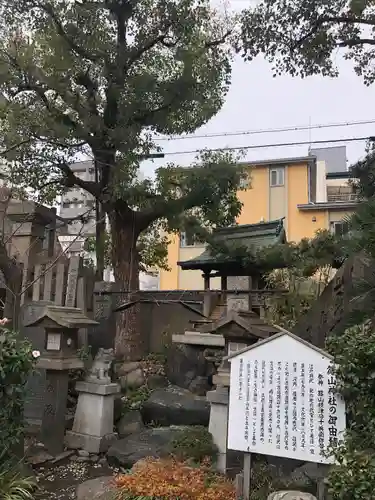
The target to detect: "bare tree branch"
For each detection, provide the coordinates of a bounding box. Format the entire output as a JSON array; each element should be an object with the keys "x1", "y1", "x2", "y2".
[
  {"x1": 337, "y1": 38, "x2": 375, "y2": 47},
  {"x1": 2, "y1": 49, "x2": 98, "y2": 144},
  {"x1": 124, "y1": 24, "x2": 174, "y2": 72},
  {"x1": 291, "y1": 15, "x2": 375, "y2": 51},
  {"x1": 0, "y1": 139, "x2": 32, "y2": 156},
  {"x1": 57, "y1": 160, "x2": 101, "y2": 197},
  {"x1": 20, "y1": 212, "x2": 107, "y2": 297},
  {"x1": 204, "y1": 30, "x2": 232, "y2": 48},
  {"x1": 321, "y1": 15, "x2": 375, "y2": 27},
  {"x1": 55, "y1": 206, "x2": 95, "y2": 227},
  {"x1": 138, "y1": 190, "x2": 202, "y2": 230}
]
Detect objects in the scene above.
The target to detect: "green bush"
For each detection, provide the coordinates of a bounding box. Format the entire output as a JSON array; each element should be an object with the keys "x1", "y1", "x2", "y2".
[
  {"x1": 326, "y1": 324, "x2": 375, "y2": 499},
  {"x1": 328, "y1": 446, "x2": 375, "y2": 500},
  {"x1": 0, "y1": 322, "x2": 38, "y2": 461},
  {"x1": 0, "y1": 459, "x2": 36, "y2": 500},
  {"x1": 170, "y1": 426, "x2": 218, "y2": 463},
  {"x1": 122, "y1": 385, "x2": 151, "y2": 412}
]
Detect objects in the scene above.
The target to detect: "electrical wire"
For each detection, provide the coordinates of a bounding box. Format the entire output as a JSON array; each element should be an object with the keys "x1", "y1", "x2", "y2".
[
  {"x1": 162, "y1": 135, "x2": 374, "y2": 157},
  {"x1": 152, "y1": 118, "x2": 375, "y2": 142}
]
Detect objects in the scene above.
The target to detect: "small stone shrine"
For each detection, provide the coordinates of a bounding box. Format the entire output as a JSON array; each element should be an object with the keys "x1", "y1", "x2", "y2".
[
  {"x1": 65, "y1": 348, "x2": 120, "y2": 454},
  {"x1": 24, "y1": 305, "x2": 98, "y2": 455},
  {"x1": 177, "y1": 219, "x2": 288, "y2": 472}
]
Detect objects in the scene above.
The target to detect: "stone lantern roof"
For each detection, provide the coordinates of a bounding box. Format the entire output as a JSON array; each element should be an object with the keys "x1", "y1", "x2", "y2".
[
  {"x1": 24, "y1": 305, "x2": 98, "y2": 328},
  {"x1": 215, "y1": 309, "x2": 280, "y2": 343}
]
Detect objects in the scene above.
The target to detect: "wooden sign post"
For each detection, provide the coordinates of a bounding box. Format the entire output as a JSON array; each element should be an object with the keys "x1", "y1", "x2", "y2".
[
  {"x1": 243, "y1": 453, "x2": 252, "y2": 500},
  {"x1": 226, "y1": 330, "x2": 347, "y2": 500}
]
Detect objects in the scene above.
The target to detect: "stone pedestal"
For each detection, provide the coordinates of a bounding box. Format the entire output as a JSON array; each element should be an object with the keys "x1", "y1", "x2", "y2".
[
  {"x1": 207, "y1": 386, "x2": 229, "y2": 473},
  {"x1": 65, "y1": 381, "x2": 120, "y2": 453}
]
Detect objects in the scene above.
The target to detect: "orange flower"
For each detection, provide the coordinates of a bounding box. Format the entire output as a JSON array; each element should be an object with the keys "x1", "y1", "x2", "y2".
[{"x1": 115, "y1": 458, "x2": 236, "y2": 500}]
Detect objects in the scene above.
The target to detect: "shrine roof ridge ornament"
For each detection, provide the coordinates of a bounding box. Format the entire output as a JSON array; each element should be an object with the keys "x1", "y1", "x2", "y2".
[
  {"x1": 225, "y1": 325, "x2": 334, "y2": 362},
  {"x1": 24, "y1": 304, "x2": 99, "y2": 328}
]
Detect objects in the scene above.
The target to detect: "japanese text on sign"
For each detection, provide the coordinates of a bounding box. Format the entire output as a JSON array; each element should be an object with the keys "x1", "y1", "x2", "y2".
[{"x1": 227, "y1": 333, "x2": 346, "y2": 464}]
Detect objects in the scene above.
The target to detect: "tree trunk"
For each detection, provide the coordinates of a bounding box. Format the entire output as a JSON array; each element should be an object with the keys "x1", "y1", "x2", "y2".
[
  {"x1": 109, "y1": 210, "x2": 144, "y2": 361},
  {"x1": 95, "y1": 201, "x2": 106, "y2": 281}
]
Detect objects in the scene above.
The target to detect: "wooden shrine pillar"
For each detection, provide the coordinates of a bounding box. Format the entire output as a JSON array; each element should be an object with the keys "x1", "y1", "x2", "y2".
[{"x1": 203, "y1": 272, "x2": 211, "y2": 318}]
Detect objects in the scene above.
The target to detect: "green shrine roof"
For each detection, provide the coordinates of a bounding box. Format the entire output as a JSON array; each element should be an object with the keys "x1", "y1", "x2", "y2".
[{"x1": 178, "y1": 219, "x2": 287, "y2": 275}]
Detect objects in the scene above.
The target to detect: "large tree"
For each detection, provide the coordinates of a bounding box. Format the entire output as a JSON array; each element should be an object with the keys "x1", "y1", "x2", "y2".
[
  {"x1": 0, "y1": 0, "x2": 244, "y2": 359},
  {"x1": 238, "y1": 0, "x2": 375, "y2": 83}
]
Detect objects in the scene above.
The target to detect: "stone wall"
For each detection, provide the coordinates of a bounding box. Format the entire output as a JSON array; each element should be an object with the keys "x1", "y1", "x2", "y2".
[
  {"x1": 292, "y1": 253, "x2": 371, "y2": 347},
  {"x1": 89, "y1": 283, "x2": 205, "y2": 357}
]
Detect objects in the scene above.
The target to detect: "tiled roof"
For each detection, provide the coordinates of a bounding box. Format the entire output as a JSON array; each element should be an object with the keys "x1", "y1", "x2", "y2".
[{"x1": 178, "y1": 219, "x2": 286, "y2": 273}]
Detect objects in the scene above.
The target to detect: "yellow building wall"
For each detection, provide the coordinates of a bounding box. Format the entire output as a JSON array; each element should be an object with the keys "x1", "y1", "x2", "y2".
[
  {"x1": 237, "y1": 167, "x2": 269, "y2": 224},
  {"x1": 177, "y1": 247, "x2": 220, "y2": 290},
  {"x1": 287, "y1": 164, "x2": 328, "y2": 241},
  {"x1": 159, "y1": 234, "x2": 179, "y2": 290},
  {"x1": 158, "y1": 162, "x2": 356, "y2": 290}
]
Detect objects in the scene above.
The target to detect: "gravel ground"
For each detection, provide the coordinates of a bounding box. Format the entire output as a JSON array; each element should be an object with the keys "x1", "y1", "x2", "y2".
[
  {"x1": 33, "y1": 458, "x2": 117, "y2": 500},
  {"x1": 25, "y1": 437, "x2": 118, "y2": 500}
]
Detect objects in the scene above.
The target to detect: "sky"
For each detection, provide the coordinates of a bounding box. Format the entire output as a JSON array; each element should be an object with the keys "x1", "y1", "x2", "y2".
[{"x1": 140, "y1": 0, "x2": 375, "y2": 177}]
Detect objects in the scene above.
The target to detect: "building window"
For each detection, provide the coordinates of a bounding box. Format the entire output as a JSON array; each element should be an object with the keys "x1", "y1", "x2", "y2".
[
  {"x1": 180, "y1": 231, "x2": 204, "y2": 247},
  {"x1": 330, "y1": 220, "x2": 349, "y2": 236},
  {"x1": 270, "y1": 167, "x2": 285, "y2": 187}
]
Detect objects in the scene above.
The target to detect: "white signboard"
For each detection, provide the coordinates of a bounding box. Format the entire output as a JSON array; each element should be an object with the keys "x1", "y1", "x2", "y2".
[{"x1": 227, "y1": 332, "x2": 346, "y2": 464}]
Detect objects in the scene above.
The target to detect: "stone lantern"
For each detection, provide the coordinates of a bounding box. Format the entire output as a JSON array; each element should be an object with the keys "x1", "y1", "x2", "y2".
[{"x1": 24, "y1": 305, "x2": 98, "y2": 455}]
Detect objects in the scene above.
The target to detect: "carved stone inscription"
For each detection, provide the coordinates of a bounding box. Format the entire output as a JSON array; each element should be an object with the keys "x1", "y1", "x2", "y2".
[{"x1": 41, "y1": 371, "x2": 69, "y2": 455}]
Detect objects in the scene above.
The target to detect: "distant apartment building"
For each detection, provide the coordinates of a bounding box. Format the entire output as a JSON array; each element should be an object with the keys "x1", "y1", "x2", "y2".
[
  {"x1": 59, "y1": 160, "x2": 96, "y2": 236},
  {"x1": 159, "y1": 146, "x2": 358, "y2": 290},
  {"x1": 57, "y1": 160, "x2": 158, "y2": 289}
]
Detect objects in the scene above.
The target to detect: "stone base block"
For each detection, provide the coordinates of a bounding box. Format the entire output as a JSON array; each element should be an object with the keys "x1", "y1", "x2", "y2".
[
  {"x1": 208, "y1": 386, "x2": 229, "y2": 473},
  {"x1": 75, "y1": 381, "x2": 120, "y2": 395},
  {"x1": 207, "y1": 387, "x2": 229, "y2": 405},
  {"x1": 65, "y1": 431, "x2": 118, "y2": 454}
]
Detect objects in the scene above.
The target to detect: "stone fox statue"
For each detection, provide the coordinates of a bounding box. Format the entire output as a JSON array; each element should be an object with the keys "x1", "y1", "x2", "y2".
[{"x1": 86, "y1": 348, "x2": 114, "y2": 384}]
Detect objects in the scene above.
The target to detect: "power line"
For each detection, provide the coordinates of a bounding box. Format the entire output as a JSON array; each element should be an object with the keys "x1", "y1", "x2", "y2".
[
  {"x1": 162, "y1": 135, "x2": 374, "y2": 157},
  {"x1": 153, "y1": 118, "x2": 375, "y2": 142}
]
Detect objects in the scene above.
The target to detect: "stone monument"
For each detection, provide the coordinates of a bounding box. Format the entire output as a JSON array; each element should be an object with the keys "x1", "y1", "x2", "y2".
[{"x1": 65, "y1": 348, "x2": 120, "y2": 454}]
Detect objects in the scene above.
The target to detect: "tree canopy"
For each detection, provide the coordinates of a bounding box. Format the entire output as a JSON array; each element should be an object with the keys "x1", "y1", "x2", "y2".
[
  {"x1": 238, "y1": 0, "x2": 375, "y2": 84},
  {"x1": 0, "y1": 0, "x2": 248, "y2": 358},
  {"x1": 0, "y1": 0, "x2": 243, "y2": 280}
]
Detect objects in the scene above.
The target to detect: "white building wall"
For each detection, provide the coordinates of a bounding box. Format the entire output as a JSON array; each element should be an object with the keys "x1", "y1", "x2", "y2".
[{"x1": 316, "y1": 160, "x2": 328, "y2": 203}]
